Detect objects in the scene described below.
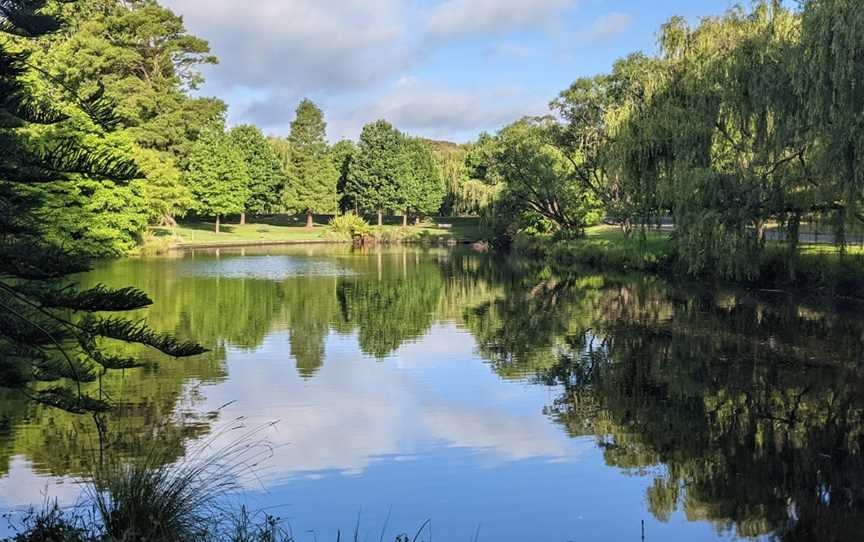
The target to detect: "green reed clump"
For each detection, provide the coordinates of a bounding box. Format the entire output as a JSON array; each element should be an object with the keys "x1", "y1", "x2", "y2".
[
  {"x1": 3, "y1": 422, "x2": 438, "y2": 542},
  {"x1": 328, "y1": 214, "x2": 372, "y2": 241}
]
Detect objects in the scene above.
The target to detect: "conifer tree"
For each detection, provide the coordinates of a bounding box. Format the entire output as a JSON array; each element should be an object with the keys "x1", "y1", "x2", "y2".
[
  {"x1": 0, "y1": 0, "x2": 205, "y2": 414},
  {"x1": 281, "y1": 99, "x2": 337, "y2": 228}
]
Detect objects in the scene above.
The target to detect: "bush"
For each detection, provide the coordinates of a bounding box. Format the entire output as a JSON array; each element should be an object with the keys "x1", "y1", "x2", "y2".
[{"x1": 328, "y1": 213, "x2": 372, "y2": 241}]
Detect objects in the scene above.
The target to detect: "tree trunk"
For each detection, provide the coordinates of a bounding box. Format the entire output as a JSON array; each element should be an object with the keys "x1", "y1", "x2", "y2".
[
  {"x1": 215, "y1": 215, "x2": 220, "y2": 233},
  {"x1": 377, "y1": 210, "x2": 383, "y2": 227},
  {"x1": 414, "y1": 215, "x2": 421, "y2": 226},
  {"x1": 402, "y1": 212, "x2": 408, "y2": 227},
  {"x1": 240, "y1": 212, "x2": 246, "y2": 226},
  {"x1": 755, "y1": 219, "x2": 765, "y2": 242},
  {"x1": 306, "y1": 210, "x2": 314, "y2": 229}
]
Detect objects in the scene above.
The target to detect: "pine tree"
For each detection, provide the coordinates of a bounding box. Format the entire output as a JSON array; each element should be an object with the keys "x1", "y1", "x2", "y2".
[
  {"x1": 281, "y1": 99, "x2": 337, "y2": 228},
  {"x1": 0, "y1": 0, "x2": 205, "y2": 414},
  {"x1": 186, "y1": 130, "x2": 251, "y2": 232}
]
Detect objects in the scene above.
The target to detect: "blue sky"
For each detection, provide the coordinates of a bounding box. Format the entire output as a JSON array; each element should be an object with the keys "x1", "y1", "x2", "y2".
[{"x1": 162, "y1": 0, "x2": 762, "y2": 143}]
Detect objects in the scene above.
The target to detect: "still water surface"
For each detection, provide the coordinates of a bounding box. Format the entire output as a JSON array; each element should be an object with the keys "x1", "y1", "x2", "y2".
[{"x1": 1, "y1": 246, "x2": 863, "y2": 541}]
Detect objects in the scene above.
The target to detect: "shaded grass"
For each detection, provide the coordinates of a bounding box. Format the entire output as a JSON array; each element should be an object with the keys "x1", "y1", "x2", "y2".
[{"x1": 515, "y1": 224, "x2": 864, "y2": 298}]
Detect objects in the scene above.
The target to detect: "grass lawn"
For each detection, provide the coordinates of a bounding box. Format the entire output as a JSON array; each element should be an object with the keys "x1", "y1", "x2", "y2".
[{"x1": 148, "y1": 214, "x2": 484, "y2": 248}]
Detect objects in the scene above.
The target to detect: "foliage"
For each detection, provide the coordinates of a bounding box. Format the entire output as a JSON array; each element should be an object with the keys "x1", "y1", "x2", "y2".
[
  {"x1": 344, "y1": 120, "x2": 404, "y2": 219},
  {"x1": 227, "y1": 125, "x2": 283, "y2": 216},
  {"x1": 330, "y1": 139, "x2": 356, "y2": 212},
  {"x1": 489, "y1": 117, "x2": 602, "y2": 238},
  {"x1": 4, "y1": 502, "x2": 91, "y2": 542},
  {"x1": 31, "y1": 0, "x2": 224, "y2": 165},
  {"x1": 25, "y1": 0, "x2": 226, "y2": 231},
  {"x1": 0, "y1": 0, "x2": 206, "y2": 414},
  {"x1": 279, "y1": 99, "x2": 338, "y2": 219},
  {"x1": 328, "y1": 212, "x2": 372, "y2": 240},
  {"x1": 186, "y1": 130, "x2": 250, "y2": 229},
  {"x1": 419, "y1": 139, "x2": 500, "y2": 218},
  {"x1": 345, "y1": 122, "x2": 449, "y2": 222},
  {"x1": 531, "y1": 1, "x2": 864, "y2": 281},
  {"x1": 398, "y1": 138, "x2": 445, "y2": 217}
]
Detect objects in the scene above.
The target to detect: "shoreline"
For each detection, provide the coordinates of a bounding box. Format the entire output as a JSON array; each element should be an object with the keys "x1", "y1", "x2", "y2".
[
  {"x1": 164, "y1": 238, "x2": 478, "y2": 251},
  {"x1": 512, "y1": 229, "x2": 864, "y2": 302}
]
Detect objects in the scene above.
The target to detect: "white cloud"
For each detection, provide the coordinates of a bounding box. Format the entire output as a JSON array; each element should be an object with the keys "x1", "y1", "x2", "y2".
[
  {"x1": 153, "y1": 0, "x2": 621, "y2": 141},
  {"x1": 488, "y1": 42, "x2": 534, "y2": 59},
  {"x1": 163, "y1": 0, "x2": 412, "y2": 92},
  {"x1": 426, "y1": 0, "x2": 577, "y2": 37},
  {"x1": 582, "y1": 12, "x2": 634, "y2": 41},
  {"x1": 333, "y1": 78, "x2": 547, "y2": 141}
]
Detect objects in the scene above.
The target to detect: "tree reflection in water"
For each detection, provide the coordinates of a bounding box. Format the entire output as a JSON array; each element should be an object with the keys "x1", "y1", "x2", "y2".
[{"x1": 1, "y1": 246, "x2": 863, "y2": 541}]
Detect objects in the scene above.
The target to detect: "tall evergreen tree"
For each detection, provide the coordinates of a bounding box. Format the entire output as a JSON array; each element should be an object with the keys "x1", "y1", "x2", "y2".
[
  {"x1": 0, "y1": 0, "x2": 205, "y2": 414},
  {"x1": 281, "y1": 99, "x2": 337, "y2": 227},
  {"x1": 227, "y1": 125, "x2": 283, "y2": 223},
  {"x1": 186, "y1": 130, "x2": 250, "y2": 232}
]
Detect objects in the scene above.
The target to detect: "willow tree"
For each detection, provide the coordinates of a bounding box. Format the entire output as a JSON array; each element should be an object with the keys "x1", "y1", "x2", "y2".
[
  {"x1": 0, "y1": 0, "x2": 204, "y2": 414},
  {"x1": 607, "y1": 4, "x2": 809, "y2": 278},
  {"x1": 435, "y1": 138, "x2": 500, "y2": 216},
  {"x1": 798, "y1": 0, "x2": 864, "y2": 249},
  {"x1": 552, "y1": 53, "x2": 663, "y2": 233}
]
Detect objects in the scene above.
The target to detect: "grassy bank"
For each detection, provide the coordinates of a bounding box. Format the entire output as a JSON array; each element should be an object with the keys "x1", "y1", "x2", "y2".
[
  {"x1": 142, "y1": 215, "x2": 483, "y2": 253},
  {"x1": 515, "y1": 225, "x2": 864, "y2": 298}
]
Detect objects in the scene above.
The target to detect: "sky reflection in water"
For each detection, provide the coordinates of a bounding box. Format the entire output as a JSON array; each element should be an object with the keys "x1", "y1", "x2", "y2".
[{"x1": 3, "y1": 246, "x2": 862, "y2": 541}]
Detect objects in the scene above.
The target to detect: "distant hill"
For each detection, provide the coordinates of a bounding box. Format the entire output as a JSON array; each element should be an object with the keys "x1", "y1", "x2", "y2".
[
  {"x1": 421, "y1": 139, "x2": 466, "y2": 158},
  {"x1": 421, "y1": 139, "x2": 463, "y2": 152}
]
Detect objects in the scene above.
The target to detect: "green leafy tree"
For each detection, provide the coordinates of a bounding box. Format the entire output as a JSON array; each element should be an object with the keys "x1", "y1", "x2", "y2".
[
  {"x1": 330, "y1": 139, "x2": 356, "y2": 213},
  {"x1": 32, "y1": 0, "x2": 224, "y2": 163},
  {"x1": 400, "y1": 138, "x2": 445, "y2": 224},
  {"x1": 25, "y1": 0, "x2": 226, "y2": 231},
  {"x1": 798, "y1": 0, "x2": 864, "y2": 246},
  {"x1": 0, "y1": 0, "x2": 205, "y2": 414},
  {"x1": 491, "y1": 118, "x2": 602, "y2": 235},
  {"x1": 186, "y1": 130, "x2": 250, "y2": 232},
  {"x1": 345, "y1": 120, "x2": 405, "y2": 226},
  {"x1": 227, "y1": 125, "x2": 283, "y2": 222},
  {"x1": 550, "y1": 54, "x2": 661, "y2": 233},
  {"x1": 281, "y1": 99, "x2": 337, "y2": 227}
]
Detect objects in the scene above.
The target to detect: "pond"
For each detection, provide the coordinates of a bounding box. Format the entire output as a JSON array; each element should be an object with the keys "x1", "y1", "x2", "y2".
[{"x1": 1, "y1": 245, "x2": 863, "y2": 541}]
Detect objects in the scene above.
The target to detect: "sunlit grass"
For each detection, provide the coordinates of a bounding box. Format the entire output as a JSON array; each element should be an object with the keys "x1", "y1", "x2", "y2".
[{"x1": 148, "y1": 215, "x2": 483, "y2": 248}]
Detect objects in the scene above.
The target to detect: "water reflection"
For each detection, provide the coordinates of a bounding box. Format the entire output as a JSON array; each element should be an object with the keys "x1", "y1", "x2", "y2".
[{"x1": 1, "y1": 245, "x2": 863, "y2": 541}]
